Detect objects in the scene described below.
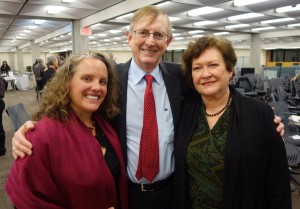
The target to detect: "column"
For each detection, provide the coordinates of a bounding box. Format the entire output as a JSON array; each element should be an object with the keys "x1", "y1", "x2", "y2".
[
  {"x1": 72, "y1": 20, "x2": 89, "y2": 54},
  {"x1": 250, "y1": 34, "x2": 262, "y2": 74},
  {"x1": 17, "y1": 47, "x2": 24, "y2": 74},
  {"x1": 31, "y1": 41, "x2": 40, "y2": 64},
  {"x1": 9, "y1": 53, "x2": 15, "y2": 72}
]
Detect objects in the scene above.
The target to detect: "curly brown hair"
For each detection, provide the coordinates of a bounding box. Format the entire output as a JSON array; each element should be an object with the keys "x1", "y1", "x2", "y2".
[
  {"x1": 182, "y1": 35, "x2": 237, "y2": 89},
  {"x1": 33, "y1": 51, "x2": 120, "y2": 121}
]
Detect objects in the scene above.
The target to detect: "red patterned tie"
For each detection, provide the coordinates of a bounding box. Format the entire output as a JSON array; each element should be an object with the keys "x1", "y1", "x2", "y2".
[{"x1": 135, "y1": 75, "x2": 159, "y2": 182}]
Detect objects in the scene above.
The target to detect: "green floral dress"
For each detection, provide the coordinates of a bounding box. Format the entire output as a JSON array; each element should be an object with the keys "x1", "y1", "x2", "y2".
[{"x1": 186, "y1": 102, "x2": 232, "y2": 209}]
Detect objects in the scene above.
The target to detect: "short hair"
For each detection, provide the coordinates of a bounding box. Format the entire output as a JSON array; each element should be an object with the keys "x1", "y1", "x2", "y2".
[
  {"x1": 33, "y1": 51, "x2": 120, "y2": 121},
  {"x1": 182, "y1": 35, "x2": 237, "y2": 89},
  {"x1": 47, "y1": 56, "x2": 58, "y2": 65},
  {"x1": 129, "y1": 5, "x2": 172, "y2": 38}
]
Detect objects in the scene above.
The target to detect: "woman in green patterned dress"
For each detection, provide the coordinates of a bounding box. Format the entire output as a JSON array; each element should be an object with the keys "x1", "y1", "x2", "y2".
[{"x1": 174, "y1": 35, "x2": 291, "y2": 209}]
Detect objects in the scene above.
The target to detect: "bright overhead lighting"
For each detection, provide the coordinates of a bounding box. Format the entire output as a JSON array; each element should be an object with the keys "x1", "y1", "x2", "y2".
[
  {"x1": 194, "y1": 21, "x2": 218, "y2": 26},
  {"x1": 214, "y1": 32, "x2": 229, "y2": 36},
  {"x1": 62, "y1": 0, "x2": 75, "y2": 2},
  {"x1": 23, "y1": 30, "x2": 30, "y2": 33},
  {"x1": 225, "y1": 24, "x2": 250, "y2": 29},
  {"x1": 187, "y1": 7, "x2": 224, "y2": 16},
  {"x1": 188, "y1": 30, "x2": 204, "y2": 34},
  {"x1": 261, "y1": 17, "x2": 295, "y2": 24},
  {"x1": 288, "y1": 23, "x2": 300, "y2": 27},
  {"x1": 172, "y1": 33, "x2": 181, "y2": 37},
  {"x1": 233, "y1": 0, "x2": 269, "y2": 6},
  {"x1": 174, "y1": 37, "x2": 184, "y2": 40},
  {"x1": 276, "y1": 4, "x2": 300, "y2": 13},
  {"x1": 251, "y1": 26, "x2": 276, "y2": 31},
  {"x1": 115, "y1": 13, "x2": 133, "y2": 20},
  {"x1": 169, "y1": 17, "x2": 181, "y2": 21},
  {"x1": 47, "y1": 6, "x2": 64, "y2": 14},
  {"x1": 28, "y1": 25, "x2": 37, "y2": 29},
  {"x1": 34, "y1": 20, "x2": 45, "y2": 24},
  {"x1": 97, "y1": 33, "x2": 107, "y2": 37},
  {"x1": 228, "y1": 13, "x2": 264, "y2": 20},
  {"x1": 109, "y1": 30, "x2": 122, "y2": 33},
  {"x1": 192, "y1": 34, "x2": 203, "y2": 38}
]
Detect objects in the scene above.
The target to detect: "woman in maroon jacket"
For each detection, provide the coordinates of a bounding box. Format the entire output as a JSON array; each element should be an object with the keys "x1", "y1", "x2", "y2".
[{"x1": 5, "y1": 51, "x2": 128, "y2": 209}]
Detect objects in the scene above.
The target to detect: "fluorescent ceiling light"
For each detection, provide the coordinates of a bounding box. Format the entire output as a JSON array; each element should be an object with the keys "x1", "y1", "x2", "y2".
[
  {"x1": 169, "y1": 17, "x2": 181, "y2": 21},
  {"x1": 172, "y1": 33, "x2": 181, "y2": 36},
  {"x1": 187, "y1": 7, "x2": 224, "y2": 16},
  {"x1": 188, "y1": 30, "x2": 204, "y2": 34},
  {"x1": 174, "y1": 37, "x2": 184, "y2": 40},
  {"x1": 34, "y1": 20, "x2": 45, "y2": 24},
  {"x1": 28, "y1": 25, "x2": 37, "y2": 29},
  {"x1": 225, "y1": 24, "x2": 250, "y2": 29},
  {"x1": 288, "y1": 23, "x2": 300, "y2": 27},
  {"x1": 228, "y1": 13, "x2": 264, "y2": 20},
  {"x1": 214, "y1": 32, "x2": 229, "y2": 36},
  {"x1": 276, "y1": 4, "x2": 300, "y2": 13},
  {"x1": 233, "y1": 0, "x2": 269, "y2": 6},
  {"x1": 47, "y1": 6, "x2": 64, "y2": 14},
  {"x1": 62, "y1": 0, "x2": 74, "y2": 2},
  {"x1": 23, "y1": 30, "x2": 30, "y2": 33},
  {"x1": 192, "y1": 34, "x2": 203, "y2": 38},
  {"x1": 91, "y1": 23, "x2": 101, "y2": 28},
  {"x1": 261, "y1": 18, "x2": 295, "y2": 24},
  {"x1": 109, "y1": 30, "x2": 122, "y2": 33},
  {"x1": 115, "y1": 13, "x2": 133, "y2": 20},
  {"x1": 97, "y1": 33, "x2": 107, "y2": 37},
  {"x1": 194, "y1": 21, "x2": 218, "y2": 26},
  {"x1": 251, "y1": 26, "x2": 275, "y2": 31}
]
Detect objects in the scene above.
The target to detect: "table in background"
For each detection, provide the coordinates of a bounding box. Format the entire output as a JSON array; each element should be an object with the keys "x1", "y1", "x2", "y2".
[
  {"x1": 3, "y1": 75, "x2": 29, "y2": 91},
  {"x1": 4, "y1": 76, "x2": 16, "y2": 91},
  {"x1": 15, "y1": 75, "x2": 29, "y2": 90}
]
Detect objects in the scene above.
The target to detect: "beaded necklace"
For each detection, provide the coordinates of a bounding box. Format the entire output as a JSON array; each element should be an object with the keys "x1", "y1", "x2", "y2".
[{"x1": 204, "y1": 94, "x2": 232, "y2": 117}]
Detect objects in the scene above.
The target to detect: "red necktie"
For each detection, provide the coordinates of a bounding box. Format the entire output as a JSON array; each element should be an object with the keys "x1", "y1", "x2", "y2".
[{"x1": 135, "y1": 75, "x2": 159, "y2": 182}]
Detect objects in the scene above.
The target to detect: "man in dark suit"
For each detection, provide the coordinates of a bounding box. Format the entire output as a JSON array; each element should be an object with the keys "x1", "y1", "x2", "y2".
[{"x1": 111, "y1": 6, "x2": 188, "y2": 209}]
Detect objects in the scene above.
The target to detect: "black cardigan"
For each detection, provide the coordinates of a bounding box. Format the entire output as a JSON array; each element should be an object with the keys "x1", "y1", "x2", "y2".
[{"x1": 174, "y1": 86, "x2": 291, "y2": 209}]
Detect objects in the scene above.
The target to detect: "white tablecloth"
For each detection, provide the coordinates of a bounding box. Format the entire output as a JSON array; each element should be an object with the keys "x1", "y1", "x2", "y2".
[
  {"x1": 15, "y1": 75, "x2": 29, "y2": 90},
  {"x1": 4, "y1": 75, "x2": 29, "y2": 90}
]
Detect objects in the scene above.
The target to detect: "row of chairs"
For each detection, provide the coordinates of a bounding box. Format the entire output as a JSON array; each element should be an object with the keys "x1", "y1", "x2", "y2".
[{"x1": 234, "y1": 74, "x2": 300, "y2": 194}]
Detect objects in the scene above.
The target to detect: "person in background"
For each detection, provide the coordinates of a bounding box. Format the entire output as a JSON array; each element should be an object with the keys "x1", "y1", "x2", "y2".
[
  {"x1": 0, "y1": 75, "x2": 6, "y2": 156},
  {"x1": 1, "y1": 60, "x2": 10, "y2": 75},
  {"x1": 33, "y1": 58, "x2": 46, "y2": 91},
  {"x1": 291, "y1": 72, "x2": 300, "y2": 82},
  {"x1": 10, "y1": 5, "x2": 285, "y2": 209},
  {"x1": 108, "y1": 52, "x2": 117, "y2": 65},
  {"x1": 5, "y1": 51, "x2": 128, "y2": 209},
  {"x1": 174, "y1": 35, "x2": 291, "y2": 209},
  {"x1": 43, "y1": 55, "x2": 59, "y2": 85},
  {"x1": 58, "y1": 56, "x2": 65, "y2": 67}
]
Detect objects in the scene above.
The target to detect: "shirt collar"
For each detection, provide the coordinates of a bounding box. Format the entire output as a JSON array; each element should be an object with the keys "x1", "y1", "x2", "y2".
[{"x1": 130, "y1": 59, "x2": 163, "y2": 85}]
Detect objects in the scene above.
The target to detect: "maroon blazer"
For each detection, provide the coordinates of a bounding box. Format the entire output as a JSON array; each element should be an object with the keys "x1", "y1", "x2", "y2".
[{"x1": 6, "y1": 112, "x2": 128, "y2": 209}]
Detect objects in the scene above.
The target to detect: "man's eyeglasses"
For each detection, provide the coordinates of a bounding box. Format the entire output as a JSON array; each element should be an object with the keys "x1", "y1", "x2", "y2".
[{"x1": 133, "y1": 30, "x2": 168, "y2": 40}]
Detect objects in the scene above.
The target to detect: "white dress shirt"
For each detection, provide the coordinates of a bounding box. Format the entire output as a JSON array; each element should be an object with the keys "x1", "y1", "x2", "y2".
[{"x1": 126, "y1": 59, "x2": 174, "y2": 183}]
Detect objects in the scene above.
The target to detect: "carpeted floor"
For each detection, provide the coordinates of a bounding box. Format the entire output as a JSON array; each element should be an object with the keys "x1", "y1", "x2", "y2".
[{"x1": 0, "y1": 78, "x2": 300, "y2": 209}]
